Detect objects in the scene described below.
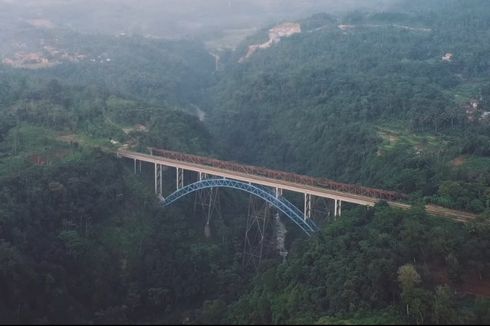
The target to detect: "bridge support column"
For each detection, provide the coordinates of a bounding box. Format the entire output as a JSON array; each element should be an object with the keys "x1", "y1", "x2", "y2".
[
  {"x1": 334, "y1": 199, "x2": 342, "y2": 217},
  {"x1": 199, "y1": 172, "x2": 209, "y2": 181},
  {"x1": 275, "y1": 188, "x2": 283, "y2": 199},
  {"x1": 135, "y1": 159, "x2": 142, "y2": 174},
  {"x1": 243, "y1": 195, "x2": 271, "y2": 271},
  {"x1": 160, "y1": 165, "x2": 163, "y2": 195},
  {"x1": 272, "y1": 188, "x2": 287, "y2": 261},
  {"x1": 304, "y1": 193, "x2": 312, "y2": 220},
  {"x1": 194, "y1": 186, "x2": 220, "y2": 238},
  {"x1": 176, "y1": 168, "x2": 184, "y2": 190},
  {"x1": 155, "y1": 164, "x2": 162, "y2": 195}
]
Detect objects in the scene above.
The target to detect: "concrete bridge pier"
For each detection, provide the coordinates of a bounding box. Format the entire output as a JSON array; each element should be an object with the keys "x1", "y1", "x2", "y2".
[
  {"x1": 199, "y1": 172, "x2": 209, "y2": 181},
  {"x1": 275, "y1": 187, "x2": 283, "y2": 198},
  {"x1": 334, "y1": 199, "x2": 342, "y2": 217},
  {"x1": 133, "y1": 159, "x2": 142, "y2": 174},
  {"x1": 176, "y1": 168, "x2": 184, "y2": 190},
  {"x1": 155, "y1": 163, "x2": 163, "y2": 195},
  {"x1": 304, "y1": 193, "x2": 312, "y2": 220}
]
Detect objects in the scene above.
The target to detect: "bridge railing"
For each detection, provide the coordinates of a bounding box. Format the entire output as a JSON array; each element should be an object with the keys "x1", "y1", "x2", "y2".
[{"x1": 149, "y1": 147, "x2": 407, "y2": 202}]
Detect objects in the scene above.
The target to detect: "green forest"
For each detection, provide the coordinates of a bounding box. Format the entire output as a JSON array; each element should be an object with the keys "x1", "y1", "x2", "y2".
[
  {"x1": 209, "y1": 2, "x2": 490, "y2": 213},
  {"x1": 0, "y1": 0, "x2": 489, "y2": 324}
]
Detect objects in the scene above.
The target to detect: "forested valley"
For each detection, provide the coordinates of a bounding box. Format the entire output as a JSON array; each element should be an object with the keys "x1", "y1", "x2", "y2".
[{"x1": 0, "y1": 0, "x2": 489, "y2": 324}]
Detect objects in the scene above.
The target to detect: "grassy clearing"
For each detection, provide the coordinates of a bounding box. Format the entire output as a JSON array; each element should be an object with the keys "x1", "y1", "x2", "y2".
[
  {"x1": 0, "y1": 125, "x2": 67, "y2": 176},
  {"x1": 375, "y1": 124, "x2": 451, "y2": 153},
  {"x1": 0, "y1": 124, "x2": 122, "y2": 177}
]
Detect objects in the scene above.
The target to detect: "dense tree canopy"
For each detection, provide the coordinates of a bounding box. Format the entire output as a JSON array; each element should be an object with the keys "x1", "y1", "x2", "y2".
[{"x1": 208, "y1": 2, "x2": 490, "y2": 213}]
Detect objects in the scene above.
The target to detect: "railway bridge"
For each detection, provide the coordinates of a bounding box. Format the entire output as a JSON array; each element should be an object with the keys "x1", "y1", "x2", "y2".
[{"x1": 117, "y1": 148, "x2": 477, "y2": 236}]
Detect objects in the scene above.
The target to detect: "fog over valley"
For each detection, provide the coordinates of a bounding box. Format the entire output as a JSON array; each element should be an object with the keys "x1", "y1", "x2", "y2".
[{"x1": 1, "y1": 0, "x2": 401, "y2": 42}]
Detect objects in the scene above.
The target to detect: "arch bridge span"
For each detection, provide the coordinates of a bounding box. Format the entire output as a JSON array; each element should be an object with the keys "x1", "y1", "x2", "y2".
[
  {"x1": 117, "y1": 148, "x2": 477, "y2": 235},
  {"x1": 163, "y1": 178, "x2": 318, "y2": 235}
]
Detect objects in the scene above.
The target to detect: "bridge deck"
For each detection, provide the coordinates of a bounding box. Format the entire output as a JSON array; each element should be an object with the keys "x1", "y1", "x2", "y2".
[{"x1": 117, "y1": 150, "x2": 478, "y2": 222}]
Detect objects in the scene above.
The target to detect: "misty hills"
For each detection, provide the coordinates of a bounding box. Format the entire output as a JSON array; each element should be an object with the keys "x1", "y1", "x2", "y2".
[{"x1": 0, "y1": 0, "x2": 403, "y2": 42}]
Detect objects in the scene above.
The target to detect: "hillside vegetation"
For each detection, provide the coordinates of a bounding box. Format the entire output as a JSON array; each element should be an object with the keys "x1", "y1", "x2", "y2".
[{"x1": 209, "y1": 1, "x2": 490, "y2": 214}]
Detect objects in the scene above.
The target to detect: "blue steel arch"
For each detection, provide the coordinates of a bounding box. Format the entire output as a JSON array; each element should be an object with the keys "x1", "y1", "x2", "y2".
[{"x1": 162, "y1": 178, "x2": 319, "y2": 236}]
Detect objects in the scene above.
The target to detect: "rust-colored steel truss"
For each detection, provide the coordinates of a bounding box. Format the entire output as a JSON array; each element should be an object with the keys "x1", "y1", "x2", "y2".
[{"x1": 149, "y1": 147, "x2": 407, "y2": 202}]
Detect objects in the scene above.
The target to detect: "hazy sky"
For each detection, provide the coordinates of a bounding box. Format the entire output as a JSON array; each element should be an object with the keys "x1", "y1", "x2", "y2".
[{"x1": 0, "y1": 0, "x2": 404, "y2": 49}]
